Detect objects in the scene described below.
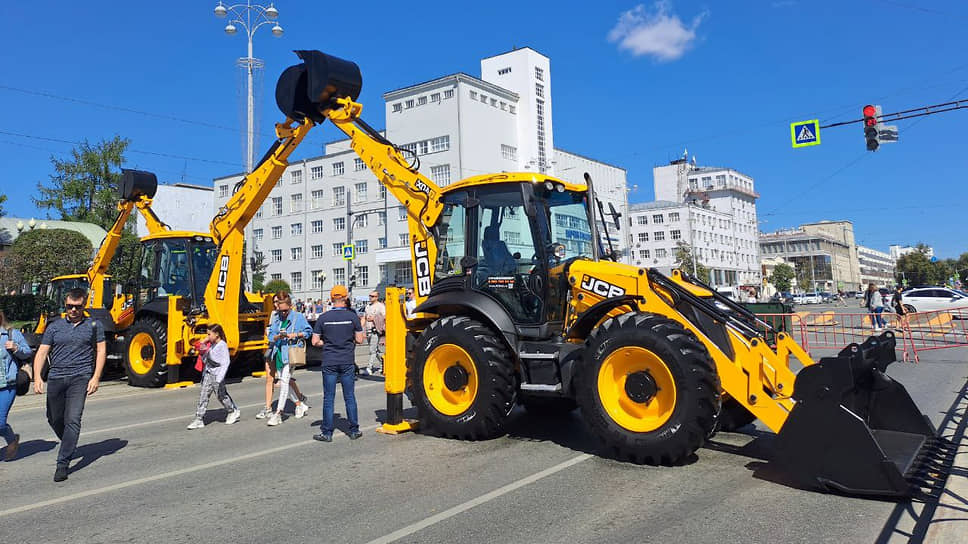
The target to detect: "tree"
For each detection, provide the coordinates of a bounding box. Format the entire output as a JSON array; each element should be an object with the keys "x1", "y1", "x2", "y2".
[
  {"x1": 33, "y1": 136, "x2": 130, "y2": 231},
  {"x1": 895, "y1": 246, "x2": 942, "y2": 286},
  {"x1": 769, "y1": 263, "x2": 795, "y2": 292},
  {"x1": 673, "y1": 242, "x2": 710, "y2": 283},
  {"x1": 794, "y1": 263, "x2": 815, "y2": 292},
  {"x1": 0, "y1": 193, "x2": 7, "y2": 217},
  {"x1": 106, "y1": 230, "x2": 143, "y2": 289},
  {"x1": 247, "y1": 244, "x2": 268, "y2": 292},
  {"x1": 3, "y1": 228, "x2": 93, "y2": 293},
  {"x1": 263, "y1": 279, "x2": 291, "y2": 294}
]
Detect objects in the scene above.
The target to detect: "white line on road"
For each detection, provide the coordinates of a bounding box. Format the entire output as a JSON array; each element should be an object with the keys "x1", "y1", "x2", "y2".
[
  {"x1": 364, "y1": 453, "x2": 593, "y2": 544},
  {"x1": 0, "y1": 423, "x2": 382, "y2": 518}
]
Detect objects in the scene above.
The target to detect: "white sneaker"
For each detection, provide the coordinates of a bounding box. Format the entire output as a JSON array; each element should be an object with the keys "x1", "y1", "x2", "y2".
[
  {"x1": 294, "y1": 403, "x2": 309, "y2": 419},
  {"x1": 255, "y1": 406, "x2": 271, "y2": 419},
  {"x1": 267, "y1": 412, "x2": 282, "y2": 426},
  {"x1": 225, "y1": 409, "x2": 241, "y2": 425},
  {"x1": 187, "y1": 419, "x2": 205, "y2": 430}
]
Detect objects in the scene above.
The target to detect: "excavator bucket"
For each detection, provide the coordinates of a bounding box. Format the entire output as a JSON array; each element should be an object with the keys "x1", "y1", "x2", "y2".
[
  {"x1": 276, "y1": 50, "x2": 361, "y2": 123},
  {"x1": 120, "y1": 169, "x2": 158, "y2": 201},
  {"x1": 768, "y1": 332, "x2": 938, "y2": 497}
]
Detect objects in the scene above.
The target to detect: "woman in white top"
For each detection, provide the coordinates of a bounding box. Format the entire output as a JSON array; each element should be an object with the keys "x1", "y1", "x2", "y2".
[{"x1": 187, "y1": 324, "x2": 240, "y2": 429}]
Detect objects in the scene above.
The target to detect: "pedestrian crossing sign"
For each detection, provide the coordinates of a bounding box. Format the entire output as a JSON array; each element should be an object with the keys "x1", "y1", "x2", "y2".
[
  {"x1": 790, "y1": 119, "x2": 820, "y2": 148},
  {"x1": 342, "y1": 244, "x2": 354, "y2": 260}
]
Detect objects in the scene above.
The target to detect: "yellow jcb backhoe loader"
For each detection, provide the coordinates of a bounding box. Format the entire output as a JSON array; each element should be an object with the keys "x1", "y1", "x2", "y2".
[{"x1": 267, "y1": 50, "x2": 942, "y2": 497}]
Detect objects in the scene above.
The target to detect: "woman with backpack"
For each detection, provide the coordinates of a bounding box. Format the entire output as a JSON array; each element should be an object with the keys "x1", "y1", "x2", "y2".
[
  {"x1": 187, "y1": 324, "x2": 241, "y2": 429},
  {"x1": 1, "y1": 309, "x2": 33, "y2": 460}
]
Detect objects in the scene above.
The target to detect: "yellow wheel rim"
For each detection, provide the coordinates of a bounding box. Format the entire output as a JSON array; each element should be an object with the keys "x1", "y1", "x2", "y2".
[
  {"x1": 597, "y1": 346, "x2": 677, "y2": 433},
  {"x1": 423, "y1": 344, "x2": 479, "y2": 416},
  {"x1": 128, "y1": 332, "x2": 155, "y2": 376}
]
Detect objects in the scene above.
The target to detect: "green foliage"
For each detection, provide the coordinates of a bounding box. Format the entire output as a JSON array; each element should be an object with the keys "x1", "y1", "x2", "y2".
[
  {"x1": 107, "y1": 230, "x2": 142, "y2": 289},
  {"x1": 33, "y1": 136, "x2": 129, "y2": 231},
  {"x1": 248, "y1": 244, "x2": 268, "y2": 292},
  {"x1": 263, "y1": 279, "x2": 291, "y2": 294},
  {"x1": 895, "y1": 246, "x2": 947, "y2": 286},
  {"x1": 0, "y1": 193, "x2": 7, "y2": 217},
  {"x1": 0, "y1": 294, "x2": 53, "y2": 321},
  {"x1": 3, "y1": 228, "x2": 93, "y2": 292},
  {"x1": 769, "y1": 263, "x2": 795, "y2": 292},
  {"x1": 673, "y1": 242, "x2": 710, "y2": 283}
]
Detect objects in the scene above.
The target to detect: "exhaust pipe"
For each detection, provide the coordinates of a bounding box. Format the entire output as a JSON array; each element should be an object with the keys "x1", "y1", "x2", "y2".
[
  {"x1": 276, "y1": 50, "x2": 362, "y2": 123},
  {"x1": 766, "y1": 332, "x2": 939, "y2": 497}
]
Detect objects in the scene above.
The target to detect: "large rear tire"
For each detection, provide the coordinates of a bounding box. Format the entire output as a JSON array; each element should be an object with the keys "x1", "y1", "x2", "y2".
[
  {"x1": 123, "y1": 317, "x2": 168, "y2": 387},
  {"x1": 409, "y1": 315, "x2": 516, "y2": 440},
  {"x1": 576, "y1": 313, "x2": 720, "y2": 465}
]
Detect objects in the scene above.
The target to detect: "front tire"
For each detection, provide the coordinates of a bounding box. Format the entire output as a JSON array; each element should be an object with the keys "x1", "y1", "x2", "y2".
[
  {"x1": 123, "y1": 317, "x2": 168, "y2": 387},
  {"x1": 576, "y1": 313, "x2": 720, "y2": 465},
  {"x1": 409, "y1": 315, "x2": 515, "y2": 440}
]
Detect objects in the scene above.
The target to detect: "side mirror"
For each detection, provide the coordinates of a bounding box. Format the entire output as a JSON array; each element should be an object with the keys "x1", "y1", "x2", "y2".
[{"x1": 512, "y1": 252, "x2": 521, "y2": 260}]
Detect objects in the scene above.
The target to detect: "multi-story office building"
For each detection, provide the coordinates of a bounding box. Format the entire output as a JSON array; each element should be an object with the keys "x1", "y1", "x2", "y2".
[
  {"x1": 889, "y1": 244, "x2": 934, "y2": 261},
  {"x1": 857, "y1": 245, "x2": 895, "y2": 288},
  {"x1": 627, "y1": 153, "x2": 761, "y2": 288},
  {"x1": 759, "y1": 220, "x2": 862, "y2": 293},
  {"x1": 213, "y1": 48, "x2": 627, "y2": 302}
]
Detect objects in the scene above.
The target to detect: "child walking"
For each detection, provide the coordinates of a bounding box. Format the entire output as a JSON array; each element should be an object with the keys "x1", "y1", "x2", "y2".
[{"x1": 187, "y1": 324, "x2": 240, "y2": 429}]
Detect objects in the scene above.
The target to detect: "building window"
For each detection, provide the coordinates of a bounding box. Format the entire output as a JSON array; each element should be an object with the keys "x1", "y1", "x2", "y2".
[
  {"x1": 640, "y1": 249, "x2": 650, "y2": 259},
  {"x1": 535, "y1": 67, "x2": 544, "y2": 81},
  {"x1": 271, "y1": 197, "x2": 283, "y2": 216},
  {"x1": 290, "y1": 272, "x2": 302, "y2": 293},
  {"x1": 399, "y1": 233, "x2": 409, "y2": 246},
  {"x1": 332, "y1": 243, "x2": 343, "y2": 256},
  {"x1": 501, "y1": 144, "x2": 517, "y2": 161},
  {"x1": 355, "y1": 182, "x2": 367, "y2": 202},
  {"x1": 290, "y1": 247, "x2": 303, "y2": 261},
  {"x1": 270, "y1": 249, "x2": 282, "y2": 262},
  {"x1": 255, "y1": 206, "x2": 263, "y2": 219},
  {"x1": 669, "y1": 212, "x2": 680, "y2": 222},
  {"x1": 652, "y1": 214, "x2": 664, "y2": 224},
  {"x1": 290, "y1": 193, "x2": 303, "y2": 213},
  {"x1": 670, "y1": 230, "x2": 681, "y2": 240},
  {"x1": 535, "y1": 83, "x2": 544, "y2": 98},
  {"x1": 333, "y1": 217, "x2": 345, "y2": 231},
  {"x1": 355, "y1": 239, "x2": 368, "y2": 255},
  {"x1": 498, "y1": 67, "x2": 511, "y2": 75},
  {"x1": 637, "y1": 232, "x2": 648, "y2": 243},
  {"x1": 311, "y1": 245, "x2": 324, "y2": 259},
  {"x1": 499, "y1": 101, "x2": 507, "y2": 111},
  {"x1": 378, "y1": 237, "x2": 387, "y2": 249},
  {"x1": 311, "y1": 270, "x2": 323, "y2": 290},
  {"x1": 417, "y1": 96, "x2": 427, "y2": 106},
  {"x1": 656, "y1": 248, "x2": 667, "y2": 258},
  {"x1": 253, "y1": 228, "x2": 263, "y2": 240},
  {"x1": 508, "y1": 104, "x2": 516, "y2": 114},
  {"x1": 443, "y1": 89, "x2": 454, "y2": 99},
  {"x1": 405, "y1": 99, "x2": 414, "y2": 109},
  {"x1": 291, "y1": 170, "x2": 302, "y2": 184},
  {"x1": 332, "y1": 186, "x2": 346, "y2": 207},
  {"x1": 430, "y1": 164, "x2": 451, "y2": 186},
  {"x1": 358, "y1": 266, "x2": 369, "y2": 287},
  {"x1": 311, "y1": 189, "x2": 324, "y2": 209},
  {"x1": 354, "y1": 158, "x2": 365, "y2": 171},
  {"x1": 354, "y1": 214, "x2": 367, "y2": 228},
  {"x1": 470, "y1": 90, "x2": 478, "y2": 100},
  {"x1": 218, "y1": 185, "x2": 228, "y2": 198},
  {"x1": 271, "y1": 273, "x2": 282, "y2": 281},
  {"x1": 490, "y1": 98, "x2": 497, "y2": 107},
  {"x1": 291, "y1": 223, "x2": 302, "y2": 236},
  {"x1": 430, "y1": 92, "x2": 441, "y2": 103},
  {"x1": 310, "y1": 166, "x2": 323, "y2": 180},
  {"x1": 479, "y1": 94, "x2": 488, "y2": 104},
  {"x1": 311, "y1": 219, "x2": 323, "y2": 233},
  {"x1": 637, "y1": 215, "x2": 648, "y2": 225},
  {"x1": 654, "y1": 232, "x2": 665, "y2": 241},
  {"x1": 379, "y1": 264, "x2": 388, "y2": 284},
  {"x1": 333, "y1": 268, "x2": 345, "y2": 285},
  {"x1": 271, "y1": 226, "x2": 283, "y2": 239},
  {"x1": 430, "y1": 135, "x2": 450, "y2": 153},
  {"x1": 392, "y1": 103, "x2": 402, "y2": 113},
  {"x1": 332, "y1": 162, "x2": 344, "y2": 176},
  {"x1": 377, "y1": 211, "x2": 386, "y2": 225},
  {"x1": 379, "y1": 185, "x2": 386, "y2": 200},
  {"x1": 398, "y1": 207, "x2": 407, "y2": 221}
]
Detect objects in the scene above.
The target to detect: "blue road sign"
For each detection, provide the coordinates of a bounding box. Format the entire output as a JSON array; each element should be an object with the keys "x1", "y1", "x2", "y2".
[
  {"x1": 790, "y1": 119, "x2": 821, "y2": 148},
  {"x1": 930, "y1": 256, "x2": 938, "y2": 263},
  {"x1": 342, "y1": 244, "x2": 355, "y2": 261}
]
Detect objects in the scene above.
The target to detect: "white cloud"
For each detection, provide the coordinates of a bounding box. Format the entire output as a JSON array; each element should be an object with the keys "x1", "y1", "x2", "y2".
[{"x1": 607, "y1": 1, "x2": 708, "y2": 62}]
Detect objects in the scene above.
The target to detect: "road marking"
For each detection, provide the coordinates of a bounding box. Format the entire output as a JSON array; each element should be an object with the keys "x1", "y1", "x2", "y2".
[
  {"x1": 365, "y1": 453, "x2": 593, "y2": 544},
  {"x1": 0, "y1": 423, "x2": 382, "y2": 518}
]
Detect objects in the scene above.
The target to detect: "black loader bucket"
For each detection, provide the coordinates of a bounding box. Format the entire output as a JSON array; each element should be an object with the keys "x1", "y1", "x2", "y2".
[
  {"x1": 120, "y1": 169, "x2": 158, "y2": 201},
  {"x1": 276, "y1": 50, "x2": 361, "y2": 123},
  {"x1": 769, "y1": 331, "x2": 938, "y2": 497}
]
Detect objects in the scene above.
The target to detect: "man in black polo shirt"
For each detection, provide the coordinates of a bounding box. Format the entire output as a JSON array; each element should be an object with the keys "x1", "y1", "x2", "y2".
[
  {"x1": 32, "y1": 288, "x2": 106, "y2": 482},
  {"x1": 311, "y1": 284, "x2": 364, "y2": 442}
]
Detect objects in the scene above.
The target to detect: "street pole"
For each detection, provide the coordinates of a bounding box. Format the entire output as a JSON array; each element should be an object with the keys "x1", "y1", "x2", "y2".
[{"x1": 346, "y1": 192, "x2": 353, "y2": 297}]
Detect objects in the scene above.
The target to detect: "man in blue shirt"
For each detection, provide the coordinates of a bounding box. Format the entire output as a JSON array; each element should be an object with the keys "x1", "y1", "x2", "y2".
[
  {"x1": 32, "y1": 288, "x2": 106, "y2": 482},
  {"x1": 311, "y1": 284, "x2": 364, "y2": 442}
]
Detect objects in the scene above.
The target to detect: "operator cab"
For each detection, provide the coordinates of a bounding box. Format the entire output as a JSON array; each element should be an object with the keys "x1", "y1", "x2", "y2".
[
  {"x1": 434, "y1": 177, "x2": 593, "y2": 333},
  {"x1": 136, "y1": 235, "x2": 218, "y2": 310}
]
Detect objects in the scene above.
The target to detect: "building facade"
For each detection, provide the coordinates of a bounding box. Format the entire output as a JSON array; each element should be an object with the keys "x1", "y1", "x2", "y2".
[
  {"x1": 857, "y1": 245, "x2": 896, "y2": 288},
  {"x1": 627, "y1": 153, "x2": 761, "y2": 288},
  {"x1": 890, "y1": 244, "x2": 934, "y2": 260},
  {"x1": 213, "y1": 48, "x2": 627, "y2": 302},
  {"x1": 136, "y1": 183, "x2": 214, "y2": 238},
  {"x1": 759, "y1": 220, "x2": 862, "y2": 293}
]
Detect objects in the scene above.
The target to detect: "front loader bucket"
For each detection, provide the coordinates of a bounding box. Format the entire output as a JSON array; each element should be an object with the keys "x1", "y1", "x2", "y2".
[
  {"x1": 768, "y1": 332, "x2": 938, "y2": 497},
  {"x1": 276, "y1": 50, "x2": 361, "y2": 123},
  {"x1": 120, "y1": 169, "x2": 158, "y2": 201}
]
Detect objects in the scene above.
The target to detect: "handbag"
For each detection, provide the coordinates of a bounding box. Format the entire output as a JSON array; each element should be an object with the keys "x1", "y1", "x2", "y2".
[
  {"x1": 288, "y1": 340, "x2": 306, "y2": 367},
  {"x1": 16, "y1": 367, "x2": 31, "y2": 396}
]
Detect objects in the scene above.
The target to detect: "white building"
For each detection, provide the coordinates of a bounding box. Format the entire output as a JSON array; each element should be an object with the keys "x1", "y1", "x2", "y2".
[
  {"x1": 136, "y1": 183, "x2": 214, "y2": 238},
  {"x1": 627, "y1": 153, "x2": 761, "y2": 288},
  {"x1": 858, "y1": 245, "x2": 895, "y2": 288},
  {"x1": 889, "y1": 244, "x2": 934, "y2": 261},
  {"x1": 213, "y1": 47, "x2": 627, "y2": 302}
]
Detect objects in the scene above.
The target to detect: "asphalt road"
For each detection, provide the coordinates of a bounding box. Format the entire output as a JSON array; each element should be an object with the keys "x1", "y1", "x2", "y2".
[{"x1": 1, "y1": 346, "x2": 965, "y2": 544}]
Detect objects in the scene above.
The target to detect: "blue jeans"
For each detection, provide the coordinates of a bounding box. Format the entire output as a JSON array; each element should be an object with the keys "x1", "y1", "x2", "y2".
[
  {"x1": 870, "y1": 307, "x2": 886, "y2": 328},
  {"x1": 321, "y1": 364, "x2": 358, "y2": 435},
  {"x1": 46, "y1": 374, "x2": 90, "y2": 467},
  {"x1": 0, "y1": 386, "x2": 16, "y2": 445}
]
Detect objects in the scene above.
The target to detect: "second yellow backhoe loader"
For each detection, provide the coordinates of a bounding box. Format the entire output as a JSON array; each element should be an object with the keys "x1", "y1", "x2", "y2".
[{"x1": 265, "y1": 50, "x2": 942, "y2": 497}]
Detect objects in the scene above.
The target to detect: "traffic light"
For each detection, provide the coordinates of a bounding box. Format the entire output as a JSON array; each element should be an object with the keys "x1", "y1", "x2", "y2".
[
  {"x1": 349, "y1": 273, "x2": 357, "y2": 290},
  {"x1": 863, "y1": 104, "x2": 879, "y2": 151}
]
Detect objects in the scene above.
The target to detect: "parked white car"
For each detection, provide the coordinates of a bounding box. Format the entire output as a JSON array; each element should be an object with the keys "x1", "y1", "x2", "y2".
[
  {"x1": 899, "y1": 287, "x2": 968, "y2": 316},
  {"x1": 793, "y1": 292, "x2": 822, "y2": 304}
]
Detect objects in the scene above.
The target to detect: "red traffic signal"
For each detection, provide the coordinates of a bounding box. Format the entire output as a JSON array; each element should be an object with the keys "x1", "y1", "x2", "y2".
[
  {"x1": 863, "y1": 104, "x2": 878, "y2": 126},
  {"x1": 863, "y1": 104, "x2": 879, "y2": 151}
]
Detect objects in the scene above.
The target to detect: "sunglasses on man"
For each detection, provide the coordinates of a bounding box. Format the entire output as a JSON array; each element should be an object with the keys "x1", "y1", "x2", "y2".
[{"x1": 65, "y1": 303, "x2": 84, "y2": 311}]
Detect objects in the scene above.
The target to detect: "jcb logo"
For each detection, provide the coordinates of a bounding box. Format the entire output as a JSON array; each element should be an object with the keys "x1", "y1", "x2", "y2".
[
  {"x1": 215, "y1": 255, "x2": 230, "y2": 300},
  {"x1": 414, "y1": 180, "x2": 432, "y2": 195},
  {"x1": 413, "y1": 240, "x2": 432, "y2": 297},
  {"x1": 580, "y1": 275, "x2": 626, "y2": 298}
]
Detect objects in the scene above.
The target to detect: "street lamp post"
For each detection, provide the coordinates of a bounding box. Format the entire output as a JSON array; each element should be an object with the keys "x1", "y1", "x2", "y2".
[{"x1": 214, "y1": 1, "x2": 284, "y2": 173}]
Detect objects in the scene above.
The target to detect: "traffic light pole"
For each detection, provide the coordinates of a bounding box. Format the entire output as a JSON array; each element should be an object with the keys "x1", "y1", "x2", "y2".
[
  {"x1": 346, "y1": 192, "x2": 353, "y2": 297},
  {"x1": 821, "y1": 99, "x2": 968, "y2": 129}
]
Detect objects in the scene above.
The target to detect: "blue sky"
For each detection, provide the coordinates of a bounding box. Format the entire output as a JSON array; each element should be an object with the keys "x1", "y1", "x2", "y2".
[{"x1": 2, "y1": 1, "x2": 966, "y2": 257}]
